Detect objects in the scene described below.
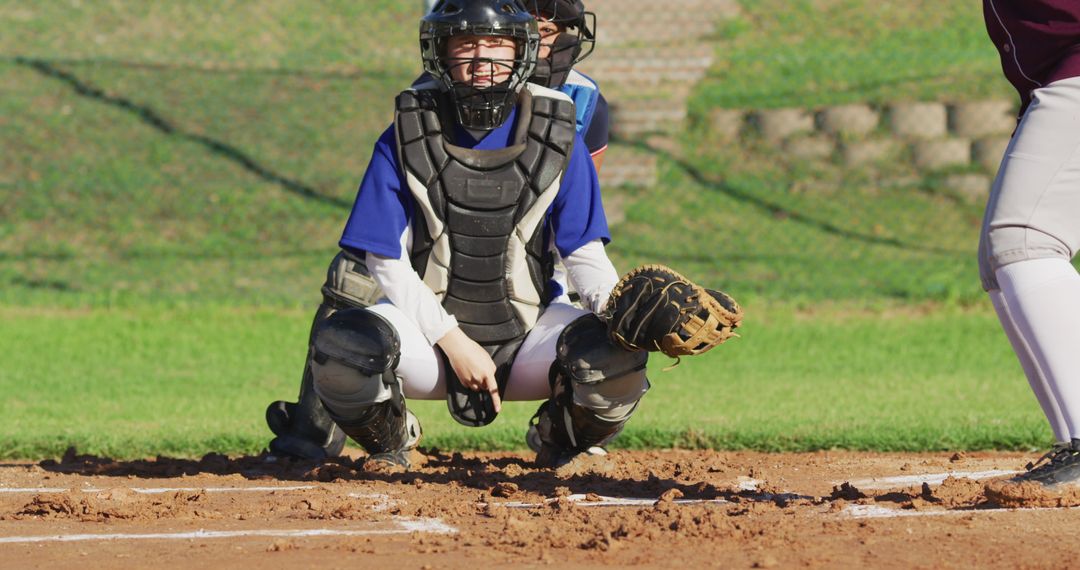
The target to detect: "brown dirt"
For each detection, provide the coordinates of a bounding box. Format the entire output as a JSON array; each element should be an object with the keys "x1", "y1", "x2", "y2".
[
  {"x1": 984, "y1": 479, "x2": 1080, "y2": 509},
  {"x1": 3, "y1": 449, "x2": 1080, "y2": 568}
]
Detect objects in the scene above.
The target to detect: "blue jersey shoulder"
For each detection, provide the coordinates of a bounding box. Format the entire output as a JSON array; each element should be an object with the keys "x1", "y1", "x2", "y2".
[{"x1": 560, "y1": 71, "x2": 601, "y2": 136}]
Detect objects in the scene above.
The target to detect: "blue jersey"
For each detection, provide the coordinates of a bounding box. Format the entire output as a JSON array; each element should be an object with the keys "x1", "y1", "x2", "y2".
[
  {"x1": 339, "y1": 104, "x2": 610, "y2": 270},
  {"x1": 561, "y1": 70, "x2": 609, "y2": 156}
]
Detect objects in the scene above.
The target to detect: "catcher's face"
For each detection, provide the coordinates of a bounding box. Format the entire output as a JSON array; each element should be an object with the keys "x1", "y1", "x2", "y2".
[
  {"x1": 534, "y1": 18, "x2": 565, "y2": 60},
  {"x1": 445, "y1": 35, "x2": 519, "y2": 88}
]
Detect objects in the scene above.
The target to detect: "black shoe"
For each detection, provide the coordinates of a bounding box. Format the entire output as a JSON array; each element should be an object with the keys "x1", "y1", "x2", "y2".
[
  {"x1": 526, "y1": 406, "x2": 610, "y2": 469},
  {"x1": 265, "y1": 399, "x2": 347, "y2": 461},
  {"x1": 1010, "y1": 439, "x2": 1080, "y2": 488},
  {"x1": 532, "y1": 439, "x2": 608, "y2": 469},
  {"x1": 358, "y1": 410, "x2": 423, "y2": 470}
]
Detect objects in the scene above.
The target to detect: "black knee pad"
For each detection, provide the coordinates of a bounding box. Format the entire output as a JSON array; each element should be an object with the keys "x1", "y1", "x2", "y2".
[
  {"x1": 265, "y1": 253, "x2": 385, "y2": 462},
  {"x1": 311, "y1": 308, "x2": 400, "y2": 375},
  {"x1": 556, "y1": 314, "x2": 648, "y2": 388},
  {"x1": 310, "y1": 309, "x2": 415, "y2": 457},
  {"x1": 533, "y1": 315, "x2": 649, "y2": 453}
]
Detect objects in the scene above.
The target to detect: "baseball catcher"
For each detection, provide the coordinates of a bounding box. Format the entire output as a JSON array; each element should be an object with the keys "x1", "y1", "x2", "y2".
[
  {"x1": 271, "y1": 0, "x2": 742, "y2": 470},
  {"x1": 265, "y1": 0, "x2": 612, "y2": 462}
]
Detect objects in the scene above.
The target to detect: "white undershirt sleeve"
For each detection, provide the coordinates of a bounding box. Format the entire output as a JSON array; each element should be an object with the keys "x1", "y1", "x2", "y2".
[
  {"x1": 365, "y1": 251, "x2": 458, "y2": 346},
  {"x1": 561, "y1": 239, "x2": 619, "y2": 315}
]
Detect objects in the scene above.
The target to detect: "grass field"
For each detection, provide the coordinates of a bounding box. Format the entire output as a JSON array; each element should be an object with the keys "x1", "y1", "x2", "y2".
[
  {"x1": 696, "y1": 0, "x2": 1013, "y2": 111},
  {"x1": 0, "y1": 2, "x2": 1056, "y2": 459},
  {"x1": 0, "y1": 304, "x2": 1048, "y2": 459}
]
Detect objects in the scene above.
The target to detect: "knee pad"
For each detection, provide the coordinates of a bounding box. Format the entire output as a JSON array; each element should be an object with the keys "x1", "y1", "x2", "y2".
[
  {"x1": 982, "y1": 226, "x2": 1073, "y2": 290},
  {"x1": 322, "y1": 250, "x2": 384, "y2": 309},
  {"x1": 557, "y1": 315, "x2": 650, "y2": 422},
  {"x1": 310, "y1": 308, "x2": 400, "y2": 418}
]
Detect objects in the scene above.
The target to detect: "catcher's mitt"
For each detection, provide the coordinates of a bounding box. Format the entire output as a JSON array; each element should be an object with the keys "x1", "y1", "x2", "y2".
[{"x1": 602, "y1": 264, "x2": 743, "y2": 358}]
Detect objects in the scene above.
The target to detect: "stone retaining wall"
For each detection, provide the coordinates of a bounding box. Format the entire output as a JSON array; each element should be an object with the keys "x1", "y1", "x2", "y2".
[{"x1": 708, "y1": 100, "x2": 1018, "y2": 175}]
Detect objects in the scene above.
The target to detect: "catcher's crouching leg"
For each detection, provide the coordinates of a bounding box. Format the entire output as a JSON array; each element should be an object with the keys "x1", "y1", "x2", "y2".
[
  {"x1": 529, "y1": 315, "x2": 650, "y2": 468},
  {"x1": 266, "y1": 251, "x2": 384, "y2": 461},
  {"x1": 310, "y1": 308, "x2": 421, "y2": 468}
]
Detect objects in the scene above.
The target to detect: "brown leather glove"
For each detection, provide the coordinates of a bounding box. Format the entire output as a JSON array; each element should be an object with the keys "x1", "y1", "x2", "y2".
[{"x1": 602, "y1": 264, "x2": 743, "y2": 357}]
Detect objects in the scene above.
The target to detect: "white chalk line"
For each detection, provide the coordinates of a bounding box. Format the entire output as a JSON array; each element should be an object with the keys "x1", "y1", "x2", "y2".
[
  {"x1": 0, "y1": 488, "x2": 459, "y2": 544},
  {"x1": 841, "y1": 470, "x2": 1020, "y2": 491},
  {"x1": 494, "y1": 493, "x2": 1080, "y2": 520},
  {"x1": 737, "y1": 478, "x2": 762, "y2": 491},
  {"x1": 347, "y1": 492, "x2": 400, "y2": 512},
  {"x1": 497, "y1": 493, "x2": 732, "y2": 509},
  {"x1": 842, "y1": 503, "x2": 1080, "y2": 520},
  {"x1": 0, "y1": 485, "x2": 319, "y2": 495},
  {"x1": 0, "y1": 517, "x2": 457, "y2": 545}
]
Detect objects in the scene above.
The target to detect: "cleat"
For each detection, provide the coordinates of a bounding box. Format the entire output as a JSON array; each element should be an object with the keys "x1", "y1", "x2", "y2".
[
  {"x1": 358, "y1": 409, "x2": 423, "y2": 470},
  {"x1": 534, "y1": 441, "x2": 608, "y2": 469},
  {"x1": 527, "y1": 406, "x2": 610, "y2": 469},
  {"x1": 267, "y1": 430, "x2": 346, "y2": 463},
  {"x1": 265, "y1": 396, "x2": 347, "y2": 462},
  {"x1": 1007, "y1": 439, "x2": 1080, "y2": 489}
]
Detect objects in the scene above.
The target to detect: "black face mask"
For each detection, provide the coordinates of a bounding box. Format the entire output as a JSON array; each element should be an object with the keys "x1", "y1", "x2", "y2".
[
  {"x1": 531, "y1": 33, "x2": 582, "y2": 89},
  {"x1": 449, "y1": 81, "x2": 520, "y2": 132},
  {"x1": 444, "y1": 55, "x2": 523, "y2": 131}
]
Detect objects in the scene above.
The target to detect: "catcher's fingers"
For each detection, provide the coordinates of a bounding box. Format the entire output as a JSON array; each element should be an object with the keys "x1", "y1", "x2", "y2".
[
  {"x1": 483, "y1": 375, "x2": 502, "y2": 413},
  {"x1": 438, "y1": 327, "x2": 501, "y2": 411},
  {"x1": 461, "y1": 373, "x2": 501, "y2": 413}
]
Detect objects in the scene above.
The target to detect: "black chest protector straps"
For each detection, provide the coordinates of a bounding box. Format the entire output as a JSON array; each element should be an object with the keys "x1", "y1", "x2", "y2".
[{"x1": 394, "y1": 83, "x2": 577, "y2": 426}]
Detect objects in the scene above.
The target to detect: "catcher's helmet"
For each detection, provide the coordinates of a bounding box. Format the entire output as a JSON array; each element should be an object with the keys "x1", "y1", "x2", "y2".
[
  {"x1": 527, "y1": 0, "x2": 596, "y2": 88},
  {"x1": 421, "y1": 0, "x2": 541, "y2": 131}
]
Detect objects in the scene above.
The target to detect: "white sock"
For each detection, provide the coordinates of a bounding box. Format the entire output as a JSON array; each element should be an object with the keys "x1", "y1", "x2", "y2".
[
  {"x1": 989, "y1": 289, "x2": 1069, "y2": 442},
  {"x1": 997, "y1": 258, "x2": 1080, "y2": 441}
]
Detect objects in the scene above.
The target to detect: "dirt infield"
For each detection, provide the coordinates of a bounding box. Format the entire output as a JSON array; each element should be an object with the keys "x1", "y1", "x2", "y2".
[{"x1": 3, "y1": 449, "x2": 1080, "y2": 568}]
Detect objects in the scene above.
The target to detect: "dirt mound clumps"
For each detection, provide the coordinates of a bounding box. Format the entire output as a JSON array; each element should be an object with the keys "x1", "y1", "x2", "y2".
[
  {"x1": 923, "y1": 476, "x2": 985, "y2": 509},
  {"x1": 985, "y1": 479, "x2": 1080, "y2": 509},
  {"x1": 8, "y1": 489, "x2": 211, "y2": 522}
]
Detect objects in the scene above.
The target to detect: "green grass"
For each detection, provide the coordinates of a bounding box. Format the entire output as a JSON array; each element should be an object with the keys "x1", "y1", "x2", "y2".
[
  {"x1": 0, "y1": 55, "x2": 990, "y2": 308},
  {"x1": 0, "y1": 1, "x2": 1057, "y2": 458},
  {"x1": 611, "y1": 154, "x2": 985, "y2": 305},
  {"x1": 0, "y1": 57, "x2": 405, "y2": 308},
  {"x1": 1, "y1": 1, "x2": 420, "y2": 74},
  {"x1": 0, "y1": 1, "x2": 1003, "y2": 309},
  {"x1": 0, "y1": 305, "x2": 1050, "y2": 460},
  {"x1": 695, "y1": 0, "x2": 1014, "y2": 110}
]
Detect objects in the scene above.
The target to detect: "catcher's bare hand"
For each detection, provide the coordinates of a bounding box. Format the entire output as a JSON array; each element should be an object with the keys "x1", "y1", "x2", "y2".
[{"x1": 437, "y1": 327, "x2": 501, "y2": 412}]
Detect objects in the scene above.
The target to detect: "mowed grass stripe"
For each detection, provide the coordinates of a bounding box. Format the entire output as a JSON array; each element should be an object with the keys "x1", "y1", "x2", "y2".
[
  {"x1": 696, "y1": 0, "x2": 1012, "y2": 110},
  {"x1": 0, "y1": 305, "x2": 1048, "y2": 459}
]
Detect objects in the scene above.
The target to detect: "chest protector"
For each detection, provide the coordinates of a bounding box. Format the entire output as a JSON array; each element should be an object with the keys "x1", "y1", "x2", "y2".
[{"x1": 395, "y1": 83, "x2": 577, "y2": 346}]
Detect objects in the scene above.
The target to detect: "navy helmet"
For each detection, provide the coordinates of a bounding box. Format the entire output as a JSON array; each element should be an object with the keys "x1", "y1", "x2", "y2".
[{"x1": 527, "y1": 0, "x2": 596, "y2": 88}]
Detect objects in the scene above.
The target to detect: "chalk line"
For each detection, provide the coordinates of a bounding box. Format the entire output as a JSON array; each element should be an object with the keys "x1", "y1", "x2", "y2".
[
  {"x1": 0, "y1": 518, "x2": 456, "y2": 545},
  {"x1": 0, "y1": 485, "x2": 319, "y2": 495},
  {"x1": 737, "y1": 478, "x2": 762, "y2": 491},
  {"x1": 347, "y1": 492, "x2": 399, "y2": 512},
  {"x1": 842, "y1": 503, "x2": 1080, "y2": 519},
  {"x1": 497, "y1": 493, "x2": 732, "y2": 509},
  {"x1": 841, "y1": 470, "x2": 1020, "y2": 491}
]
